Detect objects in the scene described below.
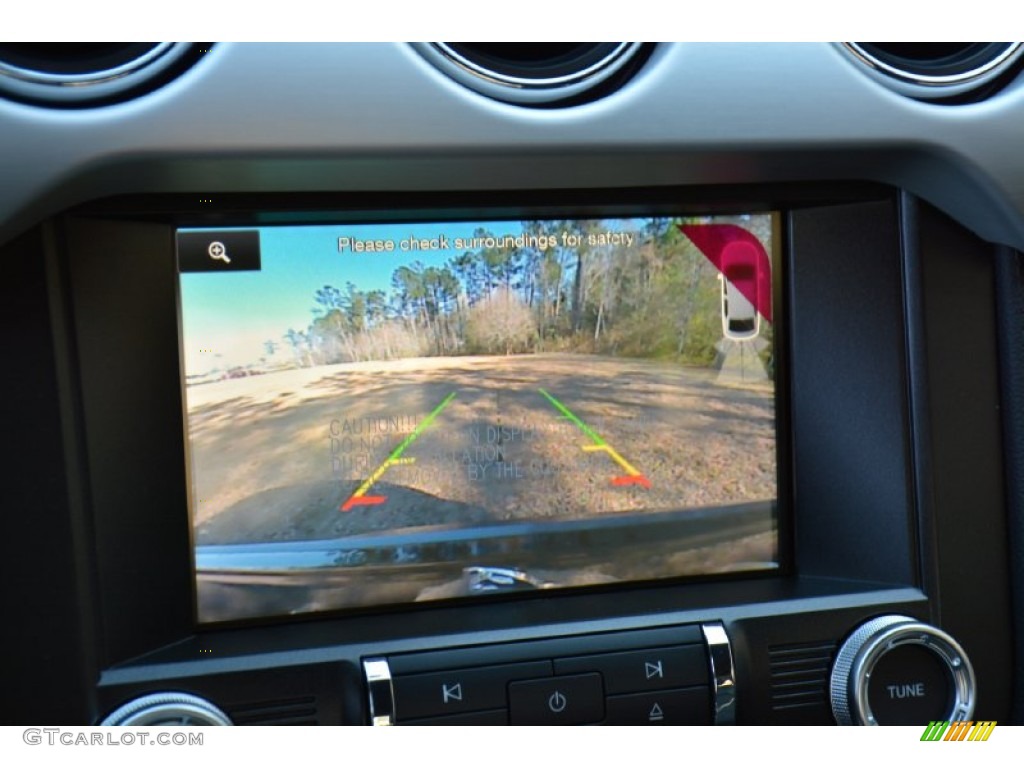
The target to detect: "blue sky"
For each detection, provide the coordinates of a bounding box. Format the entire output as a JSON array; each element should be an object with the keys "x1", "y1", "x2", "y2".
[{"x1": 179, "y1": 219, "x2": 636, "y2": 375}]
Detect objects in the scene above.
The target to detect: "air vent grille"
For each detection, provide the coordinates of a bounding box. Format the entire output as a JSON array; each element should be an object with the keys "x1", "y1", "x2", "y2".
[
  {"x1": 768, "y1": 640, "x2": 837, "y2": 712},
  {"x1": 229, "y1": 696, "x2": 319, "y2": 726}
]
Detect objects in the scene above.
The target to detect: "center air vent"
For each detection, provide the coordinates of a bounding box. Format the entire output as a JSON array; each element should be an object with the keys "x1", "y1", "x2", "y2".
[
  {"x1": 414, "y1": 42, "x2": 650, "y2": 106},
  {"x1": 843, "y1": 42, "x2": 1024, "y2": 101},
  {"x1": 0, "y1": 42, "x2": 205, "y2": 107}
]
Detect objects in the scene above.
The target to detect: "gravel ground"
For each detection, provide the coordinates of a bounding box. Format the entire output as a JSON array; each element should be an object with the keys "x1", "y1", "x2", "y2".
[{"x1": 189, "y1": 353, "x2": 776, "y2": 543}]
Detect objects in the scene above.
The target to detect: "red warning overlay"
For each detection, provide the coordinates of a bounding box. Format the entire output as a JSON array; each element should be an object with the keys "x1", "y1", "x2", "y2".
[{"x1": 679, "y1": 224, "x2": 772, "y2": 323}]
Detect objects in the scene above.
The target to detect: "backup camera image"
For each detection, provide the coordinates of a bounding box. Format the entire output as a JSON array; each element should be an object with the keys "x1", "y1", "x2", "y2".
[{"x1": 179, "y1": 215, "x2": 779, "y2": 622}]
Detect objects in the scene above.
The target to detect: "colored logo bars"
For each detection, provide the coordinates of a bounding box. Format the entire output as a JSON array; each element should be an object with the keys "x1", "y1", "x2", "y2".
[{"x1": 920, "y1": 721, "x2": 997, "y2": 741}]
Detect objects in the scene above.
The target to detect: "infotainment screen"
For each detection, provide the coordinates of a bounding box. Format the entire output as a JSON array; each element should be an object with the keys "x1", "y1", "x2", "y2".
[{"x1": 178, "y1": 214, "x2": 780, "y2": 623}]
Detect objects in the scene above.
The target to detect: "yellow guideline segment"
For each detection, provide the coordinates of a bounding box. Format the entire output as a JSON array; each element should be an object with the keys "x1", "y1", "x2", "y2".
[
  {"x1": 349, "y1": 456, "x2": 413, "y2": 501},
  {"x1": 582, "y1": 444, "x2": 644, "y2": 478}
]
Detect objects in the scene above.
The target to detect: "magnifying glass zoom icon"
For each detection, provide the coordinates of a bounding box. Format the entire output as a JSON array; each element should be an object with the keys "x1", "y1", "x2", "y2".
[{"x1": 208, "y1": 241, "x2": 231, "y2": 264}]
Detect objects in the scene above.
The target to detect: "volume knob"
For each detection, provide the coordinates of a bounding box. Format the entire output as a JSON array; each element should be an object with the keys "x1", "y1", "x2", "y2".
[
  {"x1": 100, "y1": 692, "x2": 232, "y2": 725},
  {"x1": 829, "y1": 615, "x2": 975, "y2": 726}
]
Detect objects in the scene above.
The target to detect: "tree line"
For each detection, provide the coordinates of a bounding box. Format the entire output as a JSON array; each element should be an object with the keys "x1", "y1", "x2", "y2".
[{"x1": 272, "y1": 217, "x2": 769, "y2": 368}]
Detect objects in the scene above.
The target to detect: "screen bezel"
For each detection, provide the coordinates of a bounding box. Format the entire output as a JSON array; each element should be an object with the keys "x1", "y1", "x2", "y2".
[{"x1": 71, "y1": 183, "x2": 940, "y2": 664}]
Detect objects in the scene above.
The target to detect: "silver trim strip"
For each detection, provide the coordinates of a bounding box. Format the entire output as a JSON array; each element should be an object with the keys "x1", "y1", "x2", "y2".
[
  {"x1": 363, "y1": 657, "x2": 395, "y2": 726},
  {"x1": 702, "y1": 622, "x2": 736, "y2": 725}
]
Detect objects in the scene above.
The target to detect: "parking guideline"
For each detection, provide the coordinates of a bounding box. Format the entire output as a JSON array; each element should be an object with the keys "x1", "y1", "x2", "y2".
[
  {"x1": 340, "y1": 391, "x2": 458, "y2": 511},
  {"x1": 538, "y1": 388, "x2": 651, "y2": 489}
]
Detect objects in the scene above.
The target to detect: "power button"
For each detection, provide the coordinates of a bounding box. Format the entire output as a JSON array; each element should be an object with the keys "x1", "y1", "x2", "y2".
[
  {"x1": 509, "y1": 673, "x2": 604, "y2": 725},
  {"x1": 548, "y1": 691, "x2": 568, "y2": 713}
]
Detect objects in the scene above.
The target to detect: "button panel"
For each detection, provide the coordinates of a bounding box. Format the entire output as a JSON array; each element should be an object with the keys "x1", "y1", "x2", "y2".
[{"x1": 365, "y1": 623, "x2": 726, "y2": 725}]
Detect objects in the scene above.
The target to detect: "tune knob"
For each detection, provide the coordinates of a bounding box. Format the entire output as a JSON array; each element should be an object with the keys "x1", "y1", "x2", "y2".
[{"x1": 829, "y1": 615, "x2": 975, "y2": 726}]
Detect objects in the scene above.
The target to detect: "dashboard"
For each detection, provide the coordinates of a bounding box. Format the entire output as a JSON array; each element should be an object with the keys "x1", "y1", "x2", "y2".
[{"x1": 2, "y1": 42, "x2": 1023, "y2": 727}]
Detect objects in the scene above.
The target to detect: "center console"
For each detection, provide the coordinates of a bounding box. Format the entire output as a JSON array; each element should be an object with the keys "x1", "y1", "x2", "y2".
[{"x1": 22, "y1": 183, "x2": 1011, "y2": 725}]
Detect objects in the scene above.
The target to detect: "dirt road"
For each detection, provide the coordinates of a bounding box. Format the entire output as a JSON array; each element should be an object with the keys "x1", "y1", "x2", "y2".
[{"x1": 188, "y1": 353, "x2": 775, "y2": 545}]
